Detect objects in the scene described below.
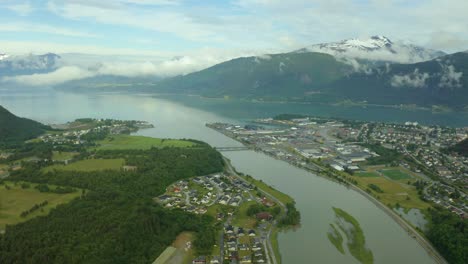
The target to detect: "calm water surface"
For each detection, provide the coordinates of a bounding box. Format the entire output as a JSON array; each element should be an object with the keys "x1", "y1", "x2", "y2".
[{"x1": 0, "y1": 89, "x2": 447, "y2": 263}]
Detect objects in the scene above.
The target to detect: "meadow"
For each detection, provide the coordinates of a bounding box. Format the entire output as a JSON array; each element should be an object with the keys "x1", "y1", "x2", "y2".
[
  {"x1": 0, "y1": 181, "x2": 81, "y2": 230},
  {"x1": 96, "y1": 135, "x2": 195, "y2": 150},
  {"x1": 43, "y1": 158, "x2": 125, "y2": 172}
]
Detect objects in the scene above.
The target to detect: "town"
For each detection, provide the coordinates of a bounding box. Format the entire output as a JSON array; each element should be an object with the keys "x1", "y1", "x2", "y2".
[
  {"x1": 207, "y1": 115, "x2": 468, "y2": 222},
  {"x1": 156, "y1": 170, "x2": 294, "y2": 264}
]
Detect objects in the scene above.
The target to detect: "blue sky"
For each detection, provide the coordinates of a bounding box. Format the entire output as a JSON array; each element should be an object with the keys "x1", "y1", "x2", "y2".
[{"x1": 1, "y1": 0, "x2": 467, "y2": 58}]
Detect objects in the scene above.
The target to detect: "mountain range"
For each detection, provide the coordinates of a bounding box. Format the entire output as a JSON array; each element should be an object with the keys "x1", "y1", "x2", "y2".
[
  {"x1": 3, "y1": 36, "x2": 467, "y2": 109},
  {"x1": 146, "y1": 37, "x2": 467, "y2": 109}
]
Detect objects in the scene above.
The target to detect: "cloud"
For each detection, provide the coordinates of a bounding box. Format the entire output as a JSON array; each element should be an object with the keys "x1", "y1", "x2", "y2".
[
  {"x1": 0, "y1": 47, "x2": 266, "y2": 86},
  {"x1": 5, "y1": 2, "x2": 33, "y2": 16},
  {"x1": 2, "y1": 66, "x2": 95, "y2": 86},
  {"x1": 391, "y1": 69, "x2": 430, "y2": 88},
  {"x1": 428, "y1": 31, "x2": 468, "y2": 51},
  {"x1": 439, "y1": 64, "x2": 463, "y2": 88},
  {"x1": 0, "y1": 23, "x2": 98, "y2": 38}
]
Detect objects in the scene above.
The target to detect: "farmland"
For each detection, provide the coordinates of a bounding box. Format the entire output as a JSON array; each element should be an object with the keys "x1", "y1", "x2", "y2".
[{"x1": 96, "y1": 135, "x2": 195, "y2": 150}]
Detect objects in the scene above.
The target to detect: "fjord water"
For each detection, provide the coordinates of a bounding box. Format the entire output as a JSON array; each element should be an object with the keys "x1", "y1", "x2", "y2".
[{"x1": 1, "y1": 90, "x2": 453, "y2": 263}]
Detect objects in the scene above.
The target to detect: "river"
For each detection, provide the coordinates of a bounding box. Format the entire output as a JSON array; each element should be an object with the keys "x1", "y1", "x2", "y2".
[{"x1": 0, "y1": 89, "x2": 448, "y2": 263}]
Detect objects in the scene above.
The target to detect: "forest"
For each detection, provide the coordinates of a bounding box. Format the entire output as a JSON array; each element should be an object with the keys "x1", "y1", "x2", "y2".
[
  {"x1": 0, "y1": 145, "x2": 224, "y2": 263},
  {"x1": 426, "y1": 207, "x2": 468, "y2": 264}
]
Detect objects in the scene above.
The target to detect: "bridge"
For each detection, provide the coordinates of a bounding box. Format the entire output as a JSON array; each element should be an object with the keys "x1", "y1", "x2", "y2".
[{"x1": 215, "y1": 146, "x2": 250, "y2": 152}]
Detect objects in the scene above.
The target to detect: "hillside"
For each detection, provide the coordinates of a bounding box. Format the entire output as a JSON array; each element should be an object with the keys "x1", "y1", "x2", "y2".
[
  {"x1": 148, "y1": 51, "x2": 468, "y2": 109},
  {"x1": 0, "y1": 106, "x2": 49, "y2": 145},
  {"x1": 327, "y1": 52, "x2": 468, "y2": 108},
  {"x1": 151, "y1": 52, "x2": 351, "y2": 100}
]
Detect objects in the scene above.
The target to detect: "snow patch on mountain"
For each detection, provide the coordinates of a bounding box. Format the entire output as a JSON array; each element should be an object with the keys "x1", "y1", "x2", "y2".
[{"x1": 299, "y1": 36, "x2": 445, "y2": 64}]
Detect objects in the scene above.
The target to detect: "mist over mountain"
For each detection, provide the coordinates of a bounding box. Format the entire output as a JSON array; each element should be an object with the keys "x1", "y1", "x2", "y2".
[{"x1": 0, "y1": 53, "x2": 61, "y2": 77}]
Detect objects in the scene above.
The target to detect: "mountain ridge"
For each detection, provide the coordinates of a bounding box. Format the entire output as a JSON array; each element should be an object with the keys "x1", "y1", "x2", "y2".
[{"x1": 0, "y1": 105, "x2": 50, "y2": 146}]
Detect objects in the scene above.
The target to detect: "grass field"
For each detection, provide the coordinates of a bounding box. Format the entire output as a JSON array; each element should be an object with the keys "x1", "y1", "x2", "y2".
[
  {"x1": 52, "y1": 151, "x2": 79, "y2": 161},
  {"x1": 231, "y1": 200, "x2": 258, "y2": 229},
  {"x1": 243, "y1": 176, "x2": 294, "y2": 205},
  {"x1": 355, "y1": 172, "x2": 379, "y2": 177},
  {"x1": 380, "y1": 169, "x2": 412, "y2": 180},
  {"x1": 351, "y1": 174, "x2": 429, "y2": 211},
  {"x1": 96, "y1": 135, "x2": 195, "y2": 150},
  {"x1": 43, "y1": 158, "x2": 125, "y2": 172},
  {"x1": 0, "y1": 181, "x2": 81, "y2": 230}
]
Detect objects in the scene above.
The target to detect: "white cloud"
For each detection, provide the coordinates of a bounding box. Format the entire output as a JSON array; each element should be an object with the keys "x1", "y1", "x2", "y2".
[
  {"x1": 5, "y1": 2, "x2": 33, "y2": 16},
  {"x1": 0, "y1": 47, "x2": 267, "y2": 86},
  {"x1": 0, "y1": 23, "x2": 98, "y2": 38},
  {"x1": 2, "y1": 66, "x2": 95, "y2": 86},
  {"x1": 439, "y1": 64, "x2": 463, "y2": 88},
  {"x1": 391, "y1": 69, "x2": 430, "y2": 88}
]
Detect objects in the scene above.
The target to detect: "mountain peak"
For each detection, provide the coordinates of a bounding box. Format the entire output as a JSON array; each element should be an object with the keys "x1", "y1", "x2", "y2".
[{"x1": 298, "y1": 36, "x2": 445, "y2": 63}]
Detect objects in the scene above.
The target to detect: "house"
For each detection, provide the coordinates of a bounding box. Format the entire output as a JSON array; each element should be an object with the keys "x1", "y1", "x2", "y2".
[
  {"x1": 256, "y1": 212, "x2": 273, "y2": 221},
  {"x1": 237, "y1": 227, "x2": 245, "y2": 236},
  {"x1": 225, "y1": 225, "x2": 234, "y2": 234},
  {"x1": 192, "y1": 256, "x2": 206, "y2": 264},
  {"x1": 227, "y1": 241, "x2": 237, "y2": 251},
  {"x1": 261, "y1": 197, "x2": 275, "y2": 207},
  {"x1": 252, "y1": 242, "x2": 262, "y2": 251},
  {"x1": 210, "y1": 256, "x2": 221, "y2": 264},
  {"x1": 248, "y1": 229, "x2": 256, "y2": 237},
  {"x1": 240, "y1": 256, "x2": 252, "y2": 263},
  {"x1": 238, "y1": 243, "x2": 249, "y2": 251}
]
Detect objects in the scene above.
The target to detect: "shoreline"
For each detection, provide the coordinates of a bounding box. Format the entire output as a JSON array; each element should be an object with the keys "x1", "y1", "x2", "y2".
[{"x1": 209, "y1": 125, "x2": 448, "y2": 264}]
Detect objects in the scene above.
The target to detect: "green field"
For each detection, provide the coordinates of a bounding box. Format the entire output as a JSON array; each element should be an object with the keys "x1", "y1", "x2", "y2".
[
  {"x1": 355, "y1": 172, "x2": 379, "y2": 178},
  {"x1": 380, "y1": 169, "x2": 411, "y2": 180},
  {"x1": 243, "y1": 176, "x2": 294, "y2": 205},
  {"x1": 96, "y1": 135, "x2": 195, "y2": 150},
  {"x1": 0, "y1": 182, "x2": 81, "y2": 230},
  {"x1": 231, "y1": 200, "x2": 258, "y2": 229},
  {"x1": 52, "y1": 151, "x2": 79, "y2": 161},
  {"x1": 44, "y1": 158, "x2": 125, "y2": 172}
]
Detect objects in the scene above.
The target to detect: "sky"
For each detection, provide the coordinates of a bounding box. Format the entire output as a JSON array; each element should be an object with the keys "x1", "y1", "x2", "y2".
[{"x1": 0, "y1": 0, "x2": 467, "y2": 85}]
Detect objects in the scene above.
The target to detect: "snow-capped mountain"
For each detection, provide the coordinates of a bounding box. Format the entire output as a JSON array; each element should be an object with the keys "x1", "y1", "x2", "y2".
[
  {"x1": 0, "y1": 53, "x2": 61, "y2": 76},
  {"x1": 297, "y1": 36, "x2": 446, "y2": 63}
]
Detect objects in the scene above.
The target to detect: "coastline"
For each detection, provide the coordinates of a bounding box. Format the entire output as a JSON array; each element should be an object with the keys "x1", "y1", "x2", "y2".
[{"x1": 208, "y1": 125, "x2": 448, "y2": 264}]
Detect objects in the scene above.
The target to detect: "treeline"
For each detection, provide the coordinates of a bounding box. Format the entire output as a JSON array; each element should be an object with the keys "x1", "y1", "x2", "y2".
[
  {"x1": 447, "y1": 138, "x2": 468, "y2": 157},
  {"x1": 0, "y1": 145, "x2": 224, "y2": 263},
  {"x1": 279, "y1": 203, "x2": 301, "y2": 227},
  {"x1": 361, "y1": 143, "x2": 402, "y2": 165},
  {"x1": 426, "y1": 207, "x2": 467, "y2": 264},
  {"x1": 246, "y1": 203, "x2": 281, "y2": 217},
  {"x1": 20, "y1": 201, "x2": 48, "y2": 218}
]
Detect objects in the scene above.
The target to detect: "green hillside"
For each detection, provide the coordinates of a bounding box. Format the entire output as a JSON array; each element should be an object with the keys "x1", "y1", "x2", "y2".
[
  {"x1": 0, "y1": 106, "x2": 49, "y2": 146},
  {"x1": 152, "y1": 52, "x2": 351, "y2": 100},
  {"x1": 327, "y1": 52, "x2": 468, "y2": 108}
]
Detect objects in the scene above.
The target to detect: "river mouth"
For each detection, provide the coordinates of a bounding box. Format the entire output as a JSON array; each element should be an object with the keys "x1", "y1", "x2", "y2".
[{"x1": 0, "y1": 90, "x2": 437, "y2": 263}]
